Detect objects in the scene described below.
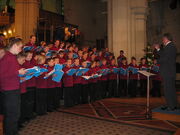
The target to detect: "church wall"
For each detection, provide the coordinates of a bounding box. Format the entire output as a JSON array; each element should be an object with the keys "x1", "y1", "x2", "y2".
[
  {"x1": 147, "y1": 0, "x2": 180, "y2": 62},
  {"x1": 64, "y1": 0, "x2": 107, "y2": 46}
]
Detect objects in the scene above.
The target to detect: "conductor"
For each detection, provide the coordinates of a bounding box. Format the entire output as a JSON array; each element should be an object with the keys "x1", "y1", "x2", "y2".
[{"x1": 154, "y1": 33, "x2": 177, "y2": 111}]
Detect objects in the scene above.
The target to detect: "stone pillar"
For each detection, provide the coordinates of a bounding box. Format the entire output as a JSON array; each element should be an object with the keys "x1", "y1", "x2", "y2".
[
  {"x1": 107, "y1": 0, "x2": 147, "y2": 61},
  {"x1": 15, "y1": 0, "x2": 39, "y2": 42},
  {"x1": 131, "y1": 0, "x2": 147, "y2": 61}
]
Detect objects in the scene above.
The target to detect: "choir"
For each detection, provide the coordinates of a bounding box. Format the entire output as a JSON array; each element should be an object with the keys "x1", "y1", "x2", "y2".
[{"x1": 0, "y1": 35, "x2": 162, "y2": 135}]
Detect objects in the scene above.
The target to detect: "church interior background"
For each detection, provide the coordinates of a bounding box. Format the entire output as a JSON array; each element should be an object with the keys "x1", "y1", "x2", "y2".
[{"x1": 0, "y1": 0, "x2": 180, "y2": 135}]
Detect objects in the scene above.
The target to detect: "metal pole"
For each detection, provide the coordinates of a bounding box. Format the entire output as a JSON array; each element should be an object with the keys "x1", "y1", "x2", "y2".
[
  {"x1": 146, "y1": 76, "x2": 150, "y2": 119},
  {"x1": 127, "y1": 72, "x2": 129, "y2": 96}
]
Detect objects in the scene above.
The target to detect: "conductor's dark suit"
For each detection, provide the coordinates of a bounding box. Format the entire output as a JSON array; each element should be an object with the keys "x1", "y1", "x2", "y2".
[{"x1": 157, "y1": 42, "x2": 177, "y2": 109}]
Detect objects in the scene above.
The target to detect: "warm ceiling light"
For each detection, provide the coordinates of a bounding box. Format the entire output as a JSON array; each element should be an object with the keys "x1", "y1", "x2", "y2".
[
  {"x1": 8, "y1": 30, "x2": 12, "y2": 34},
  {"x1": 3, "y1": 32, "x2": 7, "y2": 36}
]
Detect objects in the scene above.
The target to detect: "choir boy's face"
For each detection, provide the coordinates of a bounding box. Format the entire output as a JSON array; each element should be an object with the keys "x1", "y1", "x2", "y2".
[
  {"x1": 66, "y1": 60, "x2": 72, "y2": 66},
  {"x1": 40, "y1": 58, "x2": 46, "y2": 64},
  {"x1": 132, "y1": 59, "x2": 136, "y2": 65},
  {"x1": 54, "y1": 58, "x2": 59, "y2": 64},
  {"x1": 74, "y1": 47, "x2": 78, "y2": 52},
  {"x1": 82, "y1": 62, "x2": 87, "y2": 68},
  {"x1": 141, "y1": 59, "x2": 146, "y2": 64},
  {"x1": 26, "y1": 53, "x2": 33, "y2": 61},
  {"x1": 93, "y1": 48, "x2": 97, "y2": 52},
  {"x1": 74, "y1": 59, "x2": 80, "y2": 66},
  {"x1": 40, "y1": 52, "x2": 46, "y2": 56},
  {"x1": 109, "y1": 55, "x2": 113, "y2": 59},
  {"x1": 122, "y1": 60, "x2": 127, "y2": 65},
  {"x1": 41, "y1": 41, "x2": 46, "y2": 47},
  {"x1": 102, "y1": 60, "x2": 107, "y2": 65},
  {"x1": 91, "y1": 54, "x2": 96, "y2": 60},
  {"x1": 59, "y1": 53, "x2": 64, "y2": 58},
  {"x1": 105, "y1": 48, "x2": 109, "y2": 52},
  {"x1": 153, "y1": 59, "x2": 157, "y2": 64},
  {"x1": 48, "y1": 44, "x2": 53, "y2": 49},
  {"x1": 82, "y1": 47, "x2": 87, "y2": 52},
  {"x1": 55, "y1": 40, "x2": 60, "y2": 47},
  {"x1": 68, "y1": 53, "x2": 73, "y2": 59},
  {"x1": 99, "y1": 51, "x2": 102, "y2": 56},
  {"x1": 83, "y1": 53, "x2": 88, "y2": 60},
  {"x1": 72, "y1": 44, "x2": 76, "y2": 48},
  {"x1": 17, "y1": 57, "x2": 26, "y2": 65},
  {"x1": 120, "y1": 51, "x2": 124, "y2": 55},
  {"x1": 78, "y1": 51, "x2": 83, "y2": 57},
  {"x1": 89, "y1": 51, "x2": 93, "y2": 56},
  {"x1": 44, "y1": 46, "x2": 49, "y2": 53},
  {"x1": 13, "y1": 43, "x2": 23, "y2": 55},
  {"x1": 30, "y1": 36, "x2": 36, "y2": 44},
  {"x1": 69, "y1": 46, "x2": 73, "y2": 52},
  {"x1": 111, "y1": 60, "x2": 115, "y2": 65},
  {"x1": 34, "y1": 55, "x2": 39, "y2": 60},
  {"x1": 60, "y1": 42, "x2": 65, "y2": 47},
  {"x1": 48, "y1": 60, "x2": 54, "y2": 67}
]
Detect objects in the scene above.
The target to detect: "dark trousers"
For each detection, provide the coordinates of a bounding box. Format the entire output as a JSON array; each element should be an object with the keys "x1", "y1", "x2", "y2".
[
  {"x1": 119, "y1": 79, "x2": 128, "y2": 97},
  {"x1": 60, "y1": 86, "x2": 64, "y2": 100},
  {"x1": 19, "y1": 92, "x2": 28, "y2": 125},
  {"x1": 94, "y1": 83, "x2": 99, "y2": 101},
  {"x1": 162, "y1": 76, "x2": 177, "y2": 109},
  {"x1": 81, "y1": 84, "x2": 89, "y2": 104},
  {"x1": 128, "y1": 79, "x2": 137, "y2": 97},
  {"x1": 47, "y1": 88, "x2": 56, "y2": 111},
  {"x1": 53, "y1": 87, "x2": 60, "y2": 109},
  {"x1": 108, "y1": 80, "x2": 117, "y2": 97},
  {"x1": 101, "y1": 81, "x2": 108, "y2": 98},
  {"x1": 151, "y1": 80, "x2": 161, "y2": 97},
  {"x1": 26, "y1": 87, "x2": 36, "y2": 119},
  {"x1": 96, "y1": 81, "x2": 102, "y2": 100},
  {"x1": 74, "y1": 84, "x2": 82, "y2": 104},
  {"x1": 89, "y1": 83, "x2": 96, "y2": 102},
  {"x1": 36, "y1": 88, "x2": 47, "y2": 115},
  {"x1": 1, "y1": 90, "x2": 20, "y2": 135},
  {"x1": 140, "y1": 79, "x2": 147, "y2": 96},
  {"x1": 64, "y1": 87, "x2": 74, "y2": 107}
]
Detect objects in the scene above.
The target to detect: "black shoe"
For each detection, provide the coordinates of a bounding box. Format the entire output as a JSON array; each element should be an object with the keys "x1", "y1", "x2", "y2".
[
  {"x1": 168, "y1": 107, "x2": 178, "y2": 111},
  {"x1": 162, "y1": 106, "x2": 177, "y2": 111},
  {"x1": 161, "y1": 106, "x2": 168, "y2": 110},
  {"x1": 28, "y1": 113, "x2": 37, "y2": 119},
  {"x1": 47, "y1": 109, "x2": 54, "y2": 112},
  {"x1": 18, "y1": 123, "x2": 25, "y2": 129}
]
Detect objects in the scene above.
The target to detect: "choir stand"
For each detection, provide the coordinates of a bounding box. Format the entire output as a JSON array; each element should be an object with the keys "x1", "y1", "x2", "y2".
[{"x1": 138, "y1": 71, "x2": 155, "y2": 119}]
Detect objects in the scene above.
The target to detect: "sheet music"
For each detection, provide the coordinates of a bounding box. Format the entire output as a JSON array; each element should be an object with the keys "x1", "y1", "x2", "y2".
[{"x1": 138, "y1": 70, "x2": 155, "y2": 77}]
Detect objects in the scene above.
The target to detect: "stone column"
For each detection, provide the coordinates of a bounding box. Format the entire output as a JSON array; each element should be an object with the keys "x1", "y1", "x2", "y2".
[
  {"x1": 15, "y1": 0, "x2": 39, "y2": 42},
  {"x1": 107, "y1": 0, "x2": 147, "y2": 61},
  {"x1": 131, "y1": 0, "x2": 147, "y2": 61}
]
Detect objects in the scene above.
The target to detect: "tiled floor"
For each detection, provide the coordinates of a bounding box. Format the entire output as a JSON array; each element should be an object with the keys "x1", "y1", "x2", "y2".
[
  {"x1": 19, "y1": 112, "x2": 173, "y2": 135},
  {"x1": 59, "y1": 98, "x2": 179, "y2": 131}
]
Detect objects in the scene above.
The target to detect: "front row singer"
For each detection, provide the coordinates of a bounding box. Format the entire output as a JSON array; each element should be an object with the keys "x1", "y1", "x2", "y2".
[{"x1": 0, "y1": 38, "x2": 26, "y2": 135}]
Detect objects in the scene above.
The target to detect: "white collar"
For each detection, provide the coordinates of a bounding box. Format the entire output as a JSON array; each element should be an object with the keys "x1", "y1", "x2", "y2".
[{"x1": 165, "y1": 41, "x2": 171, "y2": 46}]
